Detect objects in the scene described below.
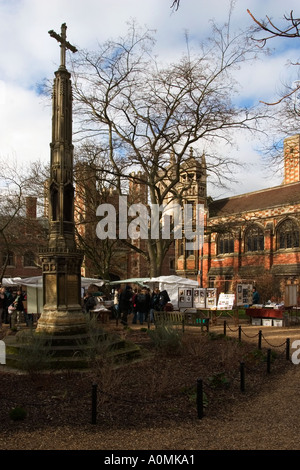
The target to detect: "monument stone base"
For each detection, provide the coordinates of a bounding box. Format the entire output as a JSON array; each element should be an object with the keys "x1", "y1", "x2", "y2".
[{"x1": 36, "y1": 308, "x2": 87, "y2": 335}]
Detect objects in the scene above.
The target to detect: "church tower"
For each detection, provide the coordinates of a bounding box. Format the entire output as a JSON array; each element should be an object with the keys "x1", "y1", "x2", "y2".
[
  {"x1": 176, "y1": 148, "x2": 207, "y2": 280},
  {"x1": 37, "y1": 24, "x2": 86, "y2": 335},
  {"x1": 283, "y1": 134, "x2": 300, "y2": 185}
]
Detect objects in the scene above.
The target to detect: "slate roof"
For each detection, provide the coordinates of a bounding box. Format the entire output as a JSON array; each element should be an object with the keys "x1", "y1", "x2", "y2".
[{"x1": 209, "y1": 181, "x2": 300, "y2": 218}]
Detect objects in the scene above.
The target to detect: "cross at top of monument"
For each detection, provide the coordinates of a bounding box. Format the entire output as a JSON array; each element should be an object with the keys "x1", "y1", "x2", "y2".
[{"x1": 48, "y1": 23, "x2": 77, "y2": 69}]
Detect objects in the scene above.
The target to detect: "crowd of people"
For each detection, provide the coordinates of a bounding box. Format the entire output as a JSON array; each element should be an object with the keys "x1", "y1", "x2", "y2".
[
  {"x1": 114, "y1": 285, "x2": 171, "y2": 326},
  {"x1": 0, "y1": 282, "x2": 172, "y2": 330},
  {"x1": 0, "y1": 282, "x2": 262, "y2": 331},
  {"x1": 0, "y1": 287, "x2": 28, "y2": 330}
]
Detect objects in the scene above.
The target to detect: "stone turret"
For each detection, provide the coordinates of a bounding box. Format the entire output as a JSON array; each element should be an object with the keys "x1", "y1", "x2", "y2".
[{"x1": 284, "y1": 134, "x2": 300, "y2": 185}]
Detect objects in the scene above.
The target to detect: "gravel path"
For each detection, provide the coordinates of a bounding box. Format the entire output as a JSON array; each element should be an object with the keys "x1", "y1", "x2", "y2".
[{"x1": 1, "y1": 365, "x2": 299, "y2": 451}]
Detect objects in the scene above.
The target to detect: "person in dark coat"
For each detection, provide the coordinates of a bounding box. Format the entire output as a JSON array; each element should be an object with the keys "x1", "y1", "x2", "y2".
[
  {"x1": 252, "y1": 287, "x2": 260, "y2": 305},
  {"x1": 159, "y1": 289, "x2": 170, "y2": 311},
  {"x1": 84, "y1": 292, "x2": 97, "y2": 317},
  {"x1": 118, "y1": 285, "x2": 132, "y2": 325},
  {"x1": 0, "y1": 287, "x2": 5, "y2": 328},
  {"x1": 131, "y1": 288, "x2": 139, "y2": 324},
  {"x1": 4, "y1": 288, "x2": 13, "y2": 324},
  {"x1": 149, "y1": 287, "x2": 160, "y2": 322},
  {"x1": 136, "y1": 288, "x2": 151, "y2": 325},
  {"x1": 10, "y1": 289, "x2": 25, "y2": 329}
]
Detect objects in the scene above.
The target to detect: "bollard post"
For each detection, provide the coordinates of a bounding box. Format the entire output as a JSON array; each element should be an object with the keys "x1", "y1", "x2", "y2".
[
  {"x1": 91, "y1": 384, "x2": 98, "y2": 425},
  {"x1": 238, "y1": 325, "x2": 242, "y2": 342},
  {"x1": 258, "y1": 330, "x2": 262, "y2": 350},
  {"x1": 240, "y1": 361, "x2": 245, "y2": 392},
  {"x1": 197, "y1": 379, "x2": 204, "y2": 419},
  {"x1": 286, "y1": 338, "x2": 290, "y2": 361},
  {"x1": 267, "y1": 349, "x2": 271, "y2": 374},
  {"x1": 223, "y1": 320, "x2": 226, "y2": 336}
]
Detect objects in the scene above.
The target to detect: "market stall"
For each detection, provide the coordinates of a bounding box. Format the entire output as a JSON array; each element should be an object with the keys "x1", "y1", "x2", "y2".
[
  {"x1": 109, "y1": 275, "x2": 200, "y2": 310},
  {"x1": 1, "y1": 276, "x2": 106, "y2": 316},
  {"x1": 246, "y1": 306, "x2": 284, "y2": 326}
]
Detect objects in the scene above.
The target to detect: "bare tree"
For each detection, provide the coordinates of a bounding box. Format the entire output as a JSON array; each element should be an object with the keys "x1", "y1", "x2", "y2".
[
  {"x1": 248, "y1": 9, "x2": 300, "y2": 106},
  {"x1": 247, "y1": 9, "x2": 300, "y2": 174},
  {"x1": 73, "y1": 147, "x2": 129, "y2": 281},
  {"x1": 70, "y1": 18, "x2": 266, "y2": 277},
  {"x1": 0, "y1": 158, "x2": 48, "y2": 281}
]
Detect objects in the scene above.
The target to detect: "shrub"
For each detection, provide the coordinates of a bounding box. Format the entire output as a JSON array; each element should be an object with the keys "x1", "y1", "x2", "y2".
[
  {"x1": 148, "y1": 322, "x2": 183, "y2": 355},
  {"x1": 9, "y1": 406, "x2": 27, "y2": 421},
  {"x1": 16, "y1": 330, "x2": 54, "y2": 372},
  {"x1": 80, "y1": 316, "x2": 117, "y2": 363},
  {"x1": 207, "y1": 372, "x2": 230, "y2": 389}
]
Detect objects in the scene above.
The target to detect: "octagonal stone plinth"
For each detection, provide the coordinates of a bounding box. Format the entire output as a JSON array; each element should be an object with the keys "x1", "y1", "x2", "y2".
[{"x1": 36, "y1": 308, "x2": 87, "y2": 335}]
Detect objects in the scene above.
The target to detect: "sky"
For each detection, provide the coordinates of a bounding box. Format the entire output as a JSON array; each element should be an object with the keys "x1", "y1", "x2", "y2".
[{"x1": 0, "y1": 0, "x2": 299, "y2": 199}]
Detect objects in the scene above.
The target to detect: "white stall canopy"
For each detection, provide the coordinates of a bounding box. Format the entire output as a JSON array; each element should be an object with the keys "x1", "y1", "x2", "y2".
[
  {"x1": 1, "y1": 276, "x2": 107, "y2": 314},
  {"x1": 144, "y1": 275, "x2": 199, "y2": 309},
  {"x1": 109, "y1": 275, "x2": 199, "y2": 309},
  {"x1": 1, "y1": 276, "x2": 106, "y2": 289}
]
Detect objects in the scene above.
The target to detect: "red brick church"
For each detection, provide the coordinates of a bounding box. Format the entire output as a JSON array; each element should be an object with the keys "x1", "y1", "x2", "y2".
[{"x1": 185, "y1": 134, "x2": 300, "y2": 303}]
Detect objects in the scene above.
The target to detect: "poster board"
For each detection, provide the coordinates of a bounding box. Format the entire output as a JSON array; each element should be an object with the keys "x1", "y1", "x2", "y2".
[
  {"x1": 205, "y1": 288, "x2": 217, "y2": 309},
  {"x1": 178, "y1": 287, "x2": 217, "y2": 309},
  {"x1": 178, "y1": 288, "x2": 193, "y2": 308},
  {"x1": 236, "y1": 284, "x2": 253, "y2": 306},
  {"x1": 217, "y1": 293, "x2": 235, "y2": 310},
  {"x1": 193, "y1": 288, "x2": 206, "y2": 309}
]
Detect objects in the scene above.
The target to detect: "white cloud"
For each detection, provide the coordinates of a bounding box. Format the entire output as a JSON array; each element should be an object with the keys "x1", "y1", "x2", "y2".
[
  {"x1": 0, "y1": 82, "x2": 50, "y2": 163},
  {"x1": 0, "y1": 0, "x2": 299, "y2": 197}
]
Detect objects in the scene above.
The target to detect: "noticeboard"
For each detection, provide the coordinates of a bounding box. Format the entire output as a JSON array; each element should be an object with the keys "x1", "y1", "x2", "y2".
[
  {"x1": 205, "y1": 288, "x2": 217, "y2": 309},
  {"x1": 178, "y1": 287, "x2": 217, "y2": 309},
  {"x1": 217, "y1": 293, "x2": 235, "y2": 310},
  {"x1": 193, "y1": 288, "x2": 206, "y2": 309},
  {"x1": 236, "y1": 284, "x2": 253, "y2": 306},
  {"x1": 178, "y1": 288, "x2": 193, "y2": 308}
]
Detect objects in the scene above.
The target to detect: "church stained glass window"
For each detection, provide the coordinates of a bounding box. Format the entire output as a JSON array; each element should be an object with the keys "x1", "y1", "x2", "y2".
[
  {"x1": 277, "y1": 219, "x2": 300, "y2": 249},
  {"x1": 218, "y1": 233, "x2": 234, "y2": 254},
  {"x1": 245, "y1": 226, "x2": 264, "y2": 252}
]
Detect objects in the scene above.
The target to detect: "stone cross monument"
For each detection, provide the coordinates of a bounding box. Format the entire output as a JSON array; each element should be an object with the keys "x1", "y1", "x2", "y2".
[{"x1": 37, "y1": 24, "x2": 86, "y2": 335}]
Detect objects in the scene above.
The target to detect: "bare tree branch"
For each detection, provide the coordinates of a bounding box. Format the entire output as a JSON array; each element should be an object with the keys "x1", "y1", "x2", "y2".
[
  {"x1": 171, "y1": 0, "x2": 180, "y2": 11},
  {"x1": 247, "y1": 9, "x2": 300, "y2": 46}
]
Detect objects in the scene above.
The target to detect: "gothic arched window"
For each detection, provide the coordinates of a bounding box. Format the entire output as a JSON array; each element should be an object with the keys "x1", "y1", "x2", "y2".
[
  {"x1": 218, "y1": 233, "x2": 234, "y2": 254},
  {"x1": 24, "y1": 251, "x2": 36, "y2": 267},
  {"x1": 245, "y1": 225, "x2": 264, "y2": 252},
  {"x1": 277, "y1": 219, "x2": 300, "y2": 249},
  {"x1": 2, "y1": 251, "x2": 14, "y2": 266}
]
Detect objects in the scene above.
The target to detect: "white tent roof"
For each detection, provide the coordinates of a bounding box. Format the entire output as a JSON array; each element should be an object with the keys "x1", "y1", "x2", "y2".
[
  {"x1": 1, "y1": 277, "x2": 23, "y2": 286},
  {"x1": 109, "y1": 275, "x2": 199, "y2": 287},
  {"x1": 145, "y1": 275, "x2": 199, "y2": 286},
  {"x1": 1, "y1": 276, "x2": 106, "y2": 289},
  {"x1": 108, "y1": 278, "x2": 150, "y2": 286},
  {"x1": 108, "y1": 275, "x2": 199, "y2": 308},
  {"x1": 145, "y1": 275, "x2": 199, "y2": 309}
]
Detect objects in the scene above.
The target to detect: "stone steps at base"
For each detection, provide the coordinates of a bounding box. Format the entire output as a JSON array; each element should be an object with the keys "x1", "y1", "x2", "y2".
[
  {"x1": 5, "y1": 338, "x2": 128, "y2": 357},
  {"x1": 5, "y1": 342, "x2": 141, "y2": 370},
  {"x1": 3, "y1": 329, "x2": 141, "y2": 370}
]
